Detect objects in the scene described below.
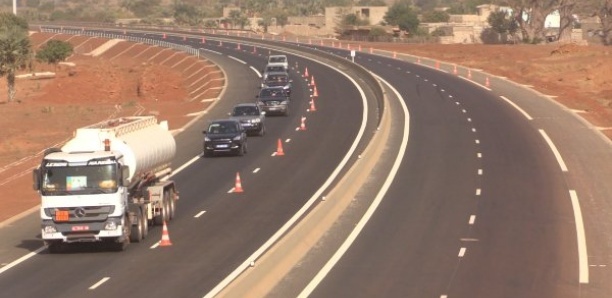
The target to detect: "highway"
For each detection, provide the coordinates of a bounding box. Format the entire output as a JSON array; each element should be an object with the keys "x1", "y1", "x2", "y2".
[{"x1": 1, "y1": 27, "x2": 611, "y2": 298}]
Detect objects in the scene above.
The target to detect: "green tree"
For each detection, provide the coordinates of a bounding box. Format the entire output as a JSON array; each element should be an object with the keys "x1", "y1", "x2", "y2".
[
  {"x1": 0, "y1": 13, "x2": 32, "y2": 103},
  {"x1": 421, "y1": 10, "x2": 450, "y2": 23},
  {"x1": 383, "y1": 2, "x2": 420, "y2": 34},
  {"x1": 36, "y1": 40, "x2": 74, "y2": 71}
]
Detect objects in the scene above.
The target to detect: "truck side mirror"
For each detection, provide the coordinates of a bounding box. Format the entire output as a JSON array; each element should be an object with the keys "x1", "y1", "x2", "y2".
[
  {"x1": 32, "y1": 168, "x2": 41, "y2": 191},
  {"x1": 121, "y1": 166, "x2": 130, "y2": 186}
]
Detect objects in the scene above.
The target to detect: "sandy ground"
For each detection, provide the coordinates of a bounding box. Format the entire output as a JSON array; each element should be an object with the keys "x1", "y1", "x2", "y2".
[
  {"x1": 0, "y1": 32, "x2": 223, "y2": 223},
  {"x1": 0, "y1": 35, "x2": 609, "y2": 224}
]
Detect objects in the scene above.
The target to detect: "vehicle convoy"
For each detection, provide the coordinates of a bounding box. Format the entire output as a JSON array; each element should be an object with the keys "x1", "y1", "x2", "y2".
[
  {"x1": 229, "y1": 103, "x2": 266, "y2": 136},
  {"x1": 257, "y1": 86, "x2": 291, "y2": 116},
  {"x1": 203, "y1": 119, "x2": 248, "y2": 157},
  {"x1": 32, "y1": 116, "x2": 178, "y2": 252}
]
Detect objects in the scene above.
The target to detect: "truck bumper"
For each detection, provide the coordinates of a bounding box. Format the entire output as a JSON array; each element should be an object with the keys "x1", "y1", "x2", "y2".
[{"x1": 41, "y1": 218, "x2": 125, "y2": 243}]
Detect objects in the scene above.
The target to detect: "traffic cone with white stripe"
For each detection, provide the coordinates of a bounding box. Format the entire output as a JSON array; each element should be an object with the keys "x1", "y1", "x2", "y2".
[
  {"x1": 304, "y1": 67, "x2": 309, "y2": 78},
  {"x1": 485, "y1": 76, "x2": 490, "y2": 87},
  {"x1": 159, "y1": 221, "x2": 172, "y2": 247},
  {"x1": 234, "y1": 172, "x2": 244, "y2": 193},
  {"x1": 299, "y1": 116, "x2": 307, "y2": 131},
  {"x1": 276, "y1": 139, "x2": 285, "y2": 156},
  {"x1": 309, "y1": 98, "x2": 317, "y2": 112},
  {"x1": 313, "y1": 85, "x2": 319, "y2": 97}
]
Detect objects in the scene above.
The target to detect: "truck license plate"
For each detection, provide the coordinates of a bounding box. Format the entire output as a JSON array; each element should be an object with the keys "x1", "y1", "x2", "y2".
[
  {"x1": 217, "y1": 144, "x2": 229, "y2": 148},
  {"x1": 71, "y1": 225, "x2": 89, "y2": 231}
]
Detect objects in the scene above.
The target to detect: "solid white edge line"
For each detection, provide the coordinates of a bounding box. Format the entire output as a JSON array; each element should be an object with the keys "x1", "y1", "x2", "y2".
[
  {"x1": 538, "y1": 129, "x2": 569, "y2": 172},
  {"x1": 253, "y1": 168, "x2": 260, "y2": 173},
  {"x1": 569, "y1": 190, "x2": 589, "y2": 284},
  {"x1": 297, "y1": 74, "x2": 410, "y2": 298},
  {"x1": 228, "y1": 56, "x2": 246, "y2": 64},
  {"x1": 458, "y1": 76, "x2": 492, "y2": 91},
  {"x1": 194, "y1": 211, "x2": 206, "y2": 218},
  {"x1": 204, "y1": 57, "x2": 371, "y2": 298},
  {"x1": 89, "y1": 277, "x2": 110, "y2": 290},
  {"x1": 150, "y1": 242, "x2": 160, "y2": 249},
  {"x1": 499, "y1": 95, "x2": 533, "y2": 120},
  {"x1": 0, "y1": 247, "x2": 45, "y2": 275},
  {"x1": 249, "y1": 66, "x2": 262, "y2": 78}
]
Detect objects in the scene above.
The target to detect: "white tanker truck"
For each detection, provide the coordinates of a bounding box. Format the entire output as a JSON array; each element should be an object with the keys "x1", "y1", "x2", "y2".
[{"x1": 32, "y1": 116, "x2": 178, "y2": 252}]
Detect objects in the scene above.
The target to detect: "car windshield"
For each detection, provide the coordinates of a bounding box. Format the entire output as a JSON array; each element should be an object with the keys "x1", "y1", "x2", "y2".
[
  {"x1": 269, "y1": 57, "x2": 286, "y2": 63},
  {"x1": 266, "y1": 66, "x2": 285, "y2": 72},
  {"x1": 266, "y1": 75, "x2": 288, "y2": 83},
  {"x1": 260, "y1": 89, "x2": 286, "y2": 98},
  {"x1": 208, "y1": 122, "x2": 237, "y2": 134},
  {"x1": 232, "y1": 106, "x2": 259, "y2": 116}
]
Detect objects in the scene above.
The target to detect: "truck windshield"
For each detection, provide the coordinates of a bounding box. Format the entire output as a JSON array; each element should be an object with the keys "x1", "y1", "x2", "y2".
[{"x1": 41, "y1": 164, "x2": 118, "y2": 195}]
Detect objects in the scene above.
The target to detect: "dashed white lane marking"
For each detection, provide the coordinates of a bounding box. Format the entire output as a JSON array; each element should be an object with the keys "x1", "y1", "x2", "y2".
[
  {"x1": 440, "y1": 89, "x2": 445, "y2": 92},
  {"x1": 500, "y1": 95, "x2": 533, "y2": 120},
  {"x1": 462, "y1": 109, "x2": 467, "y2": 113},
  {"x1": 569, "y1": 190, "x2": 589, "y2": 284},
  {"x1": 227, "y1": 56, "x2": 246, "y2": 64},
  {"x1": 467, "y1": 118, "x2": 472, "y2": 122},
  {"x1": 441, "y1": 295, "x2": 448, "y2": 298},
  {"x1": 472, "y1": 128, "x2": 477, "y2": 132},
  {"x1": 475, "y1": 139, "x2": 480, "y2": 144},
  {"x1": 89, "y1": 277, "x2": 110, "y2": 290},
  {"x1": 455, "y1": 101, "x2": 459, "y2": 104},
  {"x1": 476, "y1": 188, "x2": 481, "y2": 196},
  {"x1": 478, "y1": 169, "x2": 483, "y2": 175},
  {"x1": 194, "y1": 211, "x2": 206, "y2": 218},
  {"x1": 469, "y1": 215, "x2": 476, "y2": 225},
  {"x1": 150, "y1": 242, "x2": 160, "y2": 249},
  {"x1": 458, "y1": 247, "x2": 467, "y2": 257},
  {"x1": 477, "y1": 153, "x2": 482, "y2": 158},
  {"x1": 538, "y1": 129, "x2": 569, "y2": 172},
  {"x1": 253, "y1": 168, "x2": 260, "y2": 173}
]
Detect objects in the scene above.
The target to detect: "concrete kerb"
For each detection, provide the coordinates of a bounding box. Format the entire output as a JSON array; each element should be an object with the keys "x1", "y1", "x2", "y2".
[{"x1": 218, "y1": 86, "x2": 393, "y2": 298}]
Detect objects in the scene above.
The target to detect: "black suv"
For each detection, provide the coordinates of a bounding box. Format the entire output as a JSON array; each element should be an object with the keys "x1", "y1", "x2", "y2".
[
  {"x1": 202, "y1": 119, "x2": 247, "y2": 157},
  {"x1": 257, "y1": 86, "x2": 290, "y2": 116}
]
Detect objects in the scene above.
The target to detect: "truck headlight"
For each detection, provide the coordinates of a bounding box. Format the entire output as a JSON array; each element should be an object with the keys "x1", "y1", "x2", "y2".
[
  {"x1": 104, "y1": 221, "x2": 118, "y2": 230},
  {"x1": 44, "y1": 225, "x2": 57, "y2": 234},
  {"x1": 251, "y1": 118, "x2": 260, "y2": 123}
]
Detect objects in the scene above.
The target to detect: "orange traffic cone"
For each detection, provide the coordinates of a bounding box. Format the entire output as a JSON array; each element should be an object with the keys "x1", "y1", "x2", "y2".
[
  {"x1": 436, "y1": 61, "x2": 440, "y2": 69},
  {"x1": 453, "y1": 64, "x2": 458, "y2": 75},
  {"x1": 304, "y1": 67, "x2": 309, "y2": 78},
  {"x1": 201, "y1": 37, "x2": 206, "y2": 44},
  {"x1": 162, "y1": 33, "x2": 167, "y2": 39},
  {"x1": 485, "y1": 76, "x2": 490, "y2": 87},
  {"x1": 159, "y1": 221, "x2": 172, "y2": 247},
  {"x1": 313, "y1": 85, "x2": 319, "y2": 97},
  {"x1": 237, "y1": 43, "x2": 241, "y2": 50},
  {"x1": 468, "y1": 69, "x2": 472, "y2": 79},
  {"x1": 234, "y1": 172, "x2": 244, "y2": 193},
  {"x1": 276, "y1": 139, "x2": 285, "y2": 156},
  {"x1": 310, "y1": 98, "x2": 317, "y2": 112},
  {"x1": 183, "y1": 35, "x2": 187, "y2": 41},
  {"x1": 358, "y1": 44, "x2": 362, "y2": 51},
  {"x1": 219, "y1": 40, "x2": 223, "y2": 46},
  {"x1": 310, "y1": 75, "x2": 316, "y2": 87},
  {"x1": 299, "y1": 117, "x2": 307, "y2": 131},
  {"x1": 393, "y1": 51, "x2": 397, "y2": 59}
]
